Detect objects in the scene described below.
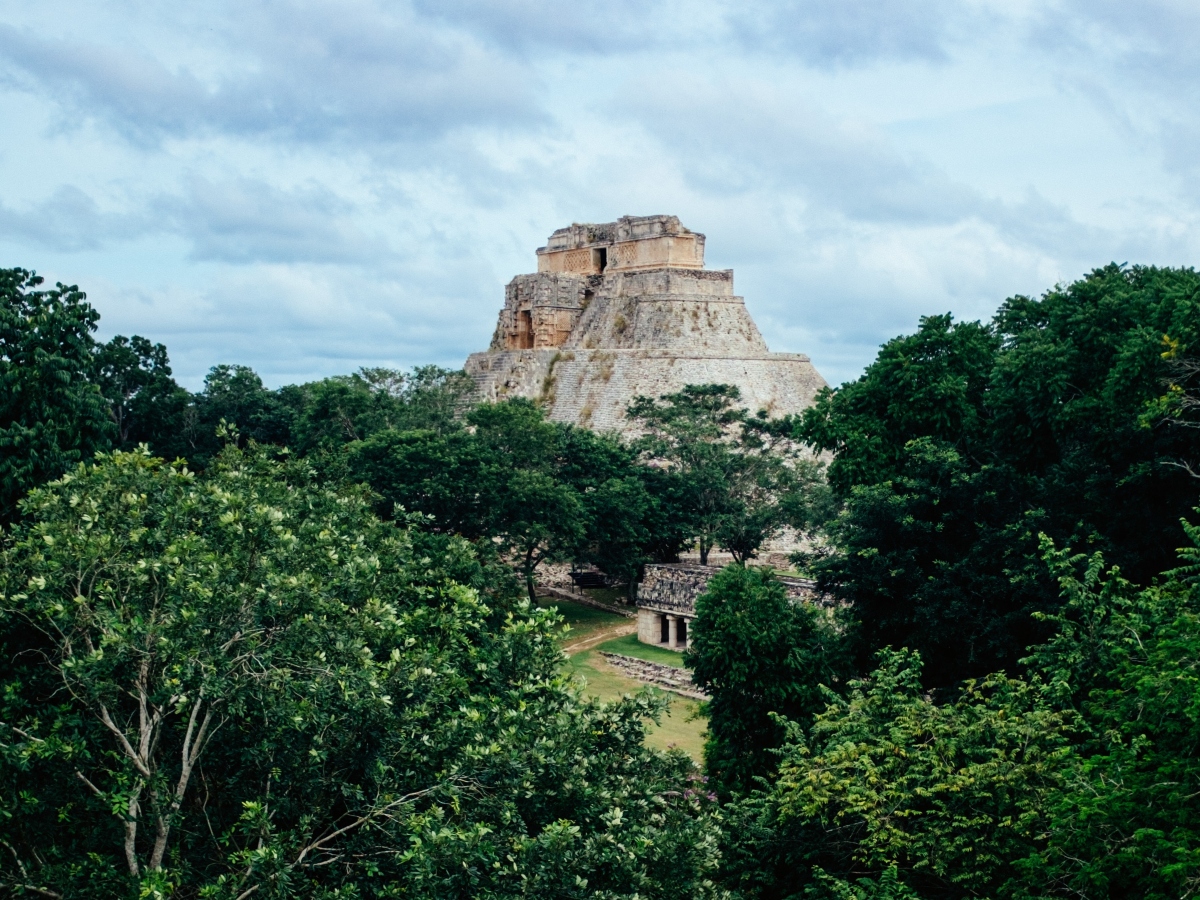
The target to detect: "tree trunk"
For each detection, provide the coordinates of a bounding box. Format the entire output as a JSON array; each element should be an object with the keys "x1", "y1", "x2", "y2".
[
  {"x1": 524, "y1": 548, "x2": 539, "y2": 604},
  {"x1": 699, "y1": 537, "x2": 709, "y2": 566}
]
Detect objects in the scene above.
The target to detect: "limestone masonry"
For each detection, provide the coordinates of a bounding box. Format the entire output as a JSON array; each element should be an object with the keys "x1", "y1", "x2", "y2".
[
  {"x1": 464, "y1": 215, "x2": 828, "y2": 432},
  {"x1": 635, "y1": 563, "x2": 822, "y2": 650}
]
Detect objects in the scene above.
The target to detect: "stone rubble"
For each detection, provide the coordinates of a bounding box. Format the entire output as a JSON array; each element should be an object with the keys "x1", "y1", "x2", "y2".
[{"x1": 598, "y1": 651, "x2": 709, "y2": 700}]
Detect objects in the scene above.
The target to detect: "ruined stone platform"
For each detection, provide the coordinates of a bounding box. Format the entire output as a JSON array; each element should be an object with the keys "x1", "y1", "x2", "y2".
[
  {"x1": 465, "y1": 215, "x2": 827, "y2": 433},
  {"x1": 598, "y1": 652, "x2": 708, "y2": 700}
]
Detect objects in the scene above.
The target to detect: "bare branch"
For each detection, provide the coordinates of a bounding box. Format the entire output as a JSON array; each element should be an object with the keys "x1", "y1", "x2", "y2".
[
  {"x1": 1164, "y1": 459, "x2": 1200, "y2": 480},
  {"x1": 75, "y1": 770, "x2": 104, "y2": 799},
  {"x1": 124, "y1": 786, "x2": 142, "y2": 878},
  {"x1": 149, "y1": 696, "x2": 219, "y2": 871},
  {"x1": 0, "y1": 839, "x2": 59, "y2": 895},
  {"x1": 96, "y1": 703, "x2": 151, "y2": 777},
  {"x1": 0, "y1": 722, "x2": 45, "y2": 744},
  {"x1": 292, "y1": 788, "x2": 435, "y2": 868}
]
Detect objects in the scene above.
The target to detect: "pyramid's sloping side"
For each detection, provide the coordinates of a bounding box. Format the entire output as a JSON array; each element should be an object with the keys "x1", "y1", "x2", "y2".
[{"x1": 465, "y1": 348, "x2": 827, "y2": 434}]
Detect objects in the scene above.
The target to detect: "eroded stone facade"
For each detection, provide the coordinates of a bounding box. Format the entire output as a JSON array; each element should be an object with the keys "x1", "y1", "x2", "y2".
[
  {"x1": 465, "y1": 215, "x2": 828, "y2": 433},
  {"x1": 635, "y1": 563, "x2": 822, "y2": 650}
]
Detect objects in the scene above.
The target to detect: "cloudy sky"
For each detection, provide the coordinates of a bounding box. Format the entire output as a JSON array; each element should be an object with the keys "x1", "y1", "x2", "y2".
[{"x1": 1, "y1": 1, "x2": 1198, "y2": 389}]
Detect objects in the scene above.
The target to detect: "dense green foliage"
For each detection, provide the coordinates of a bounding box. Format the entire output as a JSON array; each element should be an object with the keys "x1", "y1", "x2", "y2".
[
  {"x1": 94, "y1": 334, "x2": 191, "y2": 453},
  {"x1": 629, "y1": 384, "x2": 830, "y2": 565},
  {"x1": 800, "y1": 265, "x2": 1200, "y2": 685},
  {"x1": 718, "y1": 530, "x2": 1200, "y2": 899},
  {"x1": 0, "y1": 269, "x2": 113, "y2": 523},
  {"x1": 686, "y1": 566, "x2": 850, "y2": 797},
  {"x1": 687, "y1": 265, "x2": 1200, "y2": 899},
  {"x1": 346, "y1": 398, "x2": 674, "y2": 599},
  {"x1": 0, "y1": 446, "x2": 723, "y2": 899}
]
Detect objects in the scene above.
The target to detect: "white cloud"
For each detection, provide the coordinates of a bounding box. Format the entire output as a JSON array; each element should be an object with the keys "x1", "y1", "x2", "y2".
[{"x1": 0, "y1": 0, "x2": 1197, "y2": 389}]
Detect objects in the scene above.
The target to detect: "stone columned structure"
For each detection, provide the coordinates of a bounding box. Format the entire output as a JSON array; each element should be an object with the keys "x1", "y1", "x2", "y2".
[{"x1": 465, "y1": 215, "x2": 827, "y2": 432}]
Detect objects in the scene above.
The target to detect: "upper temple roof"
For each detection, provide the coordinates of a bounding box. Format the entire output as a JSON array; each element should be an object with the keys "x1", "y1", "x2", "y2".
[{"x1": 536, "y1": 215, "x2": 705, "y2": 275}]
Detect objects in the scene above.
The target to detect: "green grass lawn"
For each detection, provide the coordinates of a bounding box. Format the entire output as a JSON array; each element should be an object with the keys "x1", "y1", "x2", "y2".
[
  {"x1": 535, "y1": 597, "x2": 626, "y2": 645},
  {"x1": 540, "y1": 597, "x2": 707, "y2": 761},
  {"x1": 595, "y1": 633, "x2": 685, "y2": 668},
  {"x1": 565, "y1": 649, "x2": 706, "y2": 759}
]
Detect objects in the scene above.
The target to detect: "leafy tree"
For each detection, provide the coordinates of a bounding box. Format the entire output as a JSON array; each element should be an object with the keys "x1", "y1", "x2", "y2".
[
  {"x1": 809, "y1": 439, "x2": 1056, "y2": 688},
  {"x1": 95, "y1": 334, "x2": 191, "y2": 453},
  {"x1": 719, "y1": 522, "x2": 1200, "y2": 900},
  {"x1": 554, "y1": 423, "x2": 681, "y2": 600},
  {"x1": 576, "y1": 473, "x2": 657, "y2": 601},
  {"x1": 465, "y1": 400, "x2": 588, "y2": 600},
  {"x1": 987, "y1": 265, "x2": 1200, "y2": 584},
  {"x1": 716, "y1": 412, "x2": 832, "y2": 563},
  {"x1": 801, "y1": 314, "x2": 998, "y2": 497},
  {"x1": 686, "y1": 565, "x2": 850, "y2": 797},
  {"x1": 720, "y1": 650, "x2": 1070, "y2": 900},
  {"x1": 349, "y1": 401, "x2": 592, "y2": 601},
  {"x1": 629, "y1": 385, "x2": 743, "y2": 565},
  {"x1": 280, "y1": 366, "x2": 474, "y2": 455},
  {"x1": 190, "y1": 364, "x2": 291, "y2": 459},
  {"x1": 0, "y1": 443, "x2": 725, "y2": 899},
  {"x1": 0, "y1": 268, "x2": 113, "y2": 524},
  {"x1": 1017, "y1": 536, "x2": 1200, "y2": 897},
  {"x1": 801, "y1": 266, "x2": 1200, "y2": 686},
  {"x1": 376, "y1": 364, "x2": 475, "y2": 432},
  {"x1": 348, "y1": 427, "x2": 484, "y2": 532},
  {"x1": 349, "y1": 400, "x2": 685, "y2": 600},
  {"x1": 630, "y1": 384, "x2": 823, "y2": 564}
]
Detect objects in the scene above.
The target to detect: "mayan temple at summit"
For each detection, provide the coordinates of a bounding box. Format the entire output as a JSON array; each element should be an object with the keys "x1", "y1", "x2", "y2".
[{"x1": 465, "y1": 215, "x2": 828, "y2": 431}]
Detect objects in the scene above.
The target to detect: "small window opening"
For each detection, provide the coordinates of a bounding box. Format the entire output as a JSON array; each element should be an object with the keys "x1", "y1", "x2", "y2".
[{"x1": 597, "y1": 247, "x2": 608, "y2": 272}]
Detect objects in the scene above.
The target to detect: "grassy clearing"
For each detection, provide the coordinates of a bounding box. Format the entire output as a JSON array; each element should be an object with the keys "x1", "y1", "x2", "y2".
[
  {"x1": 541, "y1": 597, "x2": 707, "y2": 761},
  {"x1": 565, "y1": 651, "x2": 706, "y2": 759},
  {"x1": 535, "y1": 597, "x2": 625, "y2": 645},
  {"x1": 596, "y1": 633, "x2": 685, "y2": 668}
]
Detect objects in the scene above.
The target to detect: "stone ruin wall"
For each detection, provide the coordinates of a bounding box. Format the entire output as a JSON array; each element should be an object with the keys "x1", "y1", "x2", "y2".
[
  {"x1": 637, "y1": 563, "x2": 820, "y2": 616},
  {"x1": 634, "y1": 563, "x2": 825, "y2": 645}
]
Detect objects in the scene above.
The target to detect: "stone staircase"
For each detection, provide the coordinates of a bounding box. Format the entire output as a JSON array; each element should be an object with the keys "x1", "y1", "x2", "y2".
[{"x1": 598, "y1": 652, "x2": 709, "y2": 700}]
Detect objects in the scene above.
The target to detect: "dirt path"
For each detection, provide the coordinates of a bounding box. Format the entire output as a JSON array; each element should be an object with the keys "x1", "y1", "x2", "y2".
[{"x1": 562, "y1": 621, "x2": 637, "y2": 655}]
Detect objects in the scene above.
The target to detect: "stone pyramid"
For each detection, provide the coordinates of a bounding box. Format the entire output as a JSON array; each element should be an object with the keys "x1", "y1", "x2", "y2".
[{"x1": 465, "y1": 215, "x2": 827, "y2": 432}]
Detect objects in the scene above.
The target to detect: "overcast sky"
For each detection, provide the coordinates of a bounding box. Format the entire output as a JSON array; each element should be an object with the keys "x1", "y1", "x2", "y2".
[{"x1": 1, "y1": 1, "x2": 1198, "y2": 389}]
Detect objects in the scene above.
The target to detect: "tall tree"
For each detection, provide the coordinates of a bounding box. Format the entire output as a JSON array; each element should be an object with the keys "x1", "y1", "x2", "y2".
[
  {"x1": 686, "y1": 565, "x2": 850, "y2": 797},
  {"x1": 629, "y1": 384, "x2": 821, "y2": 564},
  {"x1": 0, "y1": 268, "x2": 112, "y2": 523},
  {"x1": 179, "y1": 364, "x2": 290, "y2": 466},
  {"x1": 801, "y1": 266, "x2": 1200, "y2": 686},
  {"x1": 94, "y1": 334, "x2": 190, "y2": 453},
  {"x1": 349, "y1": 400, "x2": 599, "y2": 600},
  {"x1": 629, "y1": 385, "x2": 743, "y2": 564},
  {"x1": 281, "y1": 366, "x2": 474, "y2": 455},
  {"x1": 720, "y1": 527, "x2": 1200, "y2": 900}
]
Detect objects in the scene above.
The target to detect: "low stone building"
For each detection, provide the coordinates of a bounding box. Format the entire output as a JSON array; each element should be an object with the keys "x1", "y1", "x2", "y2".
[
  {"x1": 635, "y1": 563, "x2": 821, "y2": 650},
  {"x1": 465, "y1": 215, "x2": 828, "y2": 433}
]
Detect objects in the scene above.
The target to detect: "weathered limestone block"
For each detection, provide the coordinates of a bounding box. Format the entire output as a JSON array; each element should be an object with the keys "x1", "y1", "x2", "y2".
[
  {"x1": 637, "y1": 606, "x2": 663, "y2": 644},
  {"x1": 598, "y1": 652, "x2": 708, "y2": 699},
  {"x1": 464, "y1": 215, "x2": 829, "y2": 434}
]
